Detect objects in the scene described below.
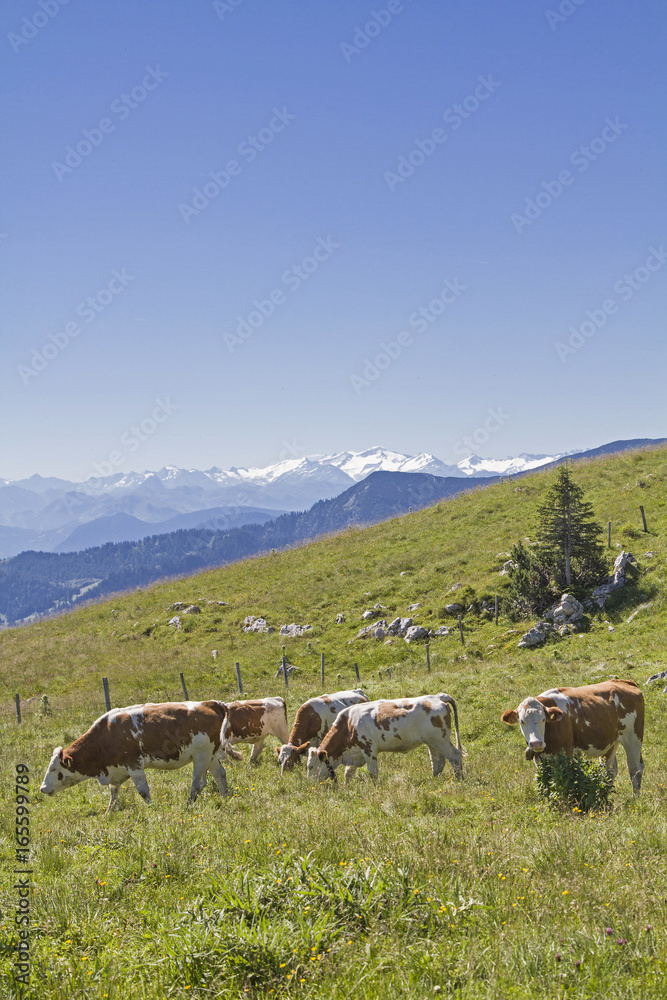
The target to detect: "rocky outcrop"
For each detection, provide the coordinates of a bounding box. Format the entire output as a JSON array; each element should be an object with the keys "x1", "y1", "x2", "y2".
[
  {"x1": 518, "y1": 622, "x2": 551, "y2": 648},
  {"x1": 243, "y1": 616, "x2": 274, "y2": 634},
  {"x1": 279, "y1": 623, "x2": 312, "y2": 638},
  {"x1": 547, "y1": 593, "x2": 584, "y2": 625},
  {"x1": 592, "y1": 551, "x2": 637, "y2": 608},
  {"x1": 184, "y1": 605, "x2": 201, "y2": 615},
  {"x1": 404, "y1": 625, "x2": 429, "y2": 642}
]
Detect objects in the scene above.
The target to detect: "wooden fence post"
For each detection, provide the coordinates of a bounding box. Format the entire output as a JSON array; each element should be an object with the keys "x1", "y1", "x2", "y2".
[
  {"x1": 640, "y1": 506, "x2": 648, "y2": 532},
  {"x1": 179, "y1": 672, "x2": 189, "y2": 700},
  {"x1": 15, "y1": 694, "x2": 21, "y2": 724},
  {"x1": 354, "y1": 662, "x2": 360, "y2": 681},
  {"x1": 387, "y1": 667, "x2": 391, "y2": 679},
  {"x1": 235, "y1": 662, "x2": 243, "y2": 694},
  {"x1": 320, "y1": 653, "x2": 325, "y2": 686},
  {"x1": 607, "y1": 521, "x2": 612, "y2": 547},
  {"x1": 457, "y1": 616, "x2": 465, "y2": 645},
  {"x1": 494, "y1": 595, "x2": 499, "y2": 625},
  {"x1": 425, "y1": 641, "x2": 431, "y2": 673},
  {"x1": 102, "y1": 677, "x2": 111, "y2": 712},
  {"x1": 282, "y1": 655, "x2": 288, "y2": 689}
]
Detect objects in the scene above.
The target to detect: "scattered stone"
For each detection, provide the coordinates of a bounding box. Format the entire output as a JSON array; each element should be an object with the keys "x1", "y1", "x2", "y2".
[
  {"x1": 407, "y1": 603, "x2": 421, "y2": 611},
  {"x1": 335, "y1": 613, "x2": 345, "y2": 624},
  {"x1": 499, "y1": 560, "x2": 517, "y2": 576},
  {"x1": 171, "y1": 602, "x2": 184, "y2": 610},
  {"x1": 167, "y1": 616, "x2": 181, "y2": 628},
  {"x1": 644, "y1": 551, "x2": 655, "y2": 558},
  {"x1": 400, "y1": 571, "x2": 408, "y2": 577},
  {"x1": 432, "y1": 626, "x2": 449, "y2": 636},
  {"x1": 550, "y1": 593, "x2": 584, "y2": 625},
  {"x1": 279, "y1": 623, "x2": 312, "y2": 638},
  {"x1": 374, "y1": 603, "x2": 386, "y2": 610},
  {"x1": 212, "y1": 650, "x2": 218, "y2": 658},
  {"x1": 274, "y1": 663, "x2": 300, "y2": 678},
  {"x1": 404, "y1": 625, "x2": 429, "y2": 643},
  {"x1": 361, "y1": 610, "x2": 375, "y2": 620},
  {"x1": 243, "y1": 616, "x2": 274, "y2": 634},
  {"x1": 356, "y1": 619, "x2": 389, "y2": 640},
  {"x1": 646, "y1": 668, "x2": 667, "y2": 686},
  {"x1": 518, "y1": 622, "x2": 552, "y2": 648},
  {"x1": 592, "y1": 551, "x2": 638, "y2": 608},
  {"x1": 449, "y1": 583, "x2": 462, "y2": 592},
  {"x1": 444, "y1": 604, "x2": 462, "y2": 614},
  {"x1": 184, "y1": 605, "x2": 201, "y2": 615}
]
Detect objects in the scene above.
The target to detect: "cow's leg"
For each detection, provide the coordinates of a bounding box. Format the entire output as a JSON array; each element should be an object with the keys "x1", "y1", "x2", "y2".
[
  {"x1": 366, "y1": 756, "x2": 379, "y2": 781},
  {"x1": 344, "y1": 766, "x2": 357, "y2": 783},
  {"x1": 207, "y1": 756, "x2": 228, "y2": 797},
  {"x1": 446, "y1": 744, "x2": 464, "y2": 781},
  {"x1": 622, "y1": 734, "x2": 644, "y2": 794},
  {"x1": 128, "y1": 769, "x2": 151, "y2": 804},
  {"x1": 189, "y1": 756, "x2": 210, "y2": 802},
  {"x1": 427, "y1": 746, "x2": 446, "y2": 778},
  {"x1": 603, "y1": 745, "x2": 618, "y2": 780},
  {"x1": 249, "y1": 738, "x2": 265, "y2": 763}
]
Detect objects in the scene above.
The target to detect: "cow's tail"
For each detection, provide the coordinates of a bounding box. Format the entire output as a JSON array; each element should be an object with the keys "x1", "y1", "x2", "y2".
[
  {"x1": 438, "y1": 693, "x2": 466, "y2": 756},
  {"x1": 217, "y1": 703, "x2": 243, "y2": 762}
]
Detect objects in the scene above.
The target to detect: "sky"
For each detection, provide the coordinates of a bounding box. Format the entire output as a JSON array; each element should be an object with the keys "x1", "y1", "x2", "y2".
[{"x1": 1, "y1": 0, "x2": 666, "y2": 482}]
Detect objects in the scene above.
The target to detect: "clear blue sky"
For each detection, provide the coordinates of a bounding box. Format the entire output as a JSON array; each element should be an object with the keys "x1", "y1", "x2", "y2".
[{"x1": 2, "y1": 0, "x2": 665, "y2": 481}]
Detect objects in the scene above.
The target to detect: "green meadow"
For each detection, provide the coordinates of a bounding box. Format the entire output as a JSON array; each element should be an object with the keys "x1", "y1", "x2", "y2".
[{"x1": 1, "y1": 445, "x2": 666, "y2": 998}]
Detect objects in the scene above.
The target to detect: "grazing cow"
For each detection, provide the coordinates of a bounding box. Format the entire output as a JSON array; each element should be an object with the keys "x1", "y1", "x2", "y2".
[
  {"x1": 276, "y1": 689, "x2": 369, "y2": 774},
  {"x1": 220, "y1": 697, "x2": 289, "y2": 762},
  {"x1": 40, "y1": 701, "x2": 229, "y2": 812},
  {"x1": 501, "y1": 679, "x2": 644, "y2": 793},
  {"x1": 306, "y1": 693, "x2": 464, "y2": 784}
]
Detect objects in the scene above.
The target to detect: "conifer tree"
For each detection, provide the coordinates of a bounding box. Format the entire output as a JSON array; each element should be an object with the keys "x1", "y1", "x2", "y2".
[{"x1": 535, "y1": 465, "x2": 605, "y2": 589}]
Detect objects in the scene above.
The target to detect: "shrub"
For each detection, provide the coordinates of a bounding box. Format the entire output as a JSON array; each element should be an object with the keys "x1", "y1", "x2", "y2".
[{"x1": 535, "y1": 750, "x2": 615, "y2": 812}]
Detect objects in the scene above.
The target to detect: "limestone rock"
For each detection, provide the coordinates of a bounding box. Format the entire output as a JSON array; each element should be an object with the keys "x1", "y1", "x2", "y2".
[
  {"x1": 184, "y1": 605, "x2": 201, "y2": 615},
  {"x1": 243, "y1": 616, "x2": 274, "y2": 634},
  {"x1": 361, "y1": 610, "x2": 375, "y2": 620},
  {"x1": 444, "y1": 603, "x2": 462, "y2": 615},
  {"x1": 279, "y1": 623, "x2": 312, "y2": 638},
  {"x1": 432, "y1": 626, "x2": 449, "y2": 636},
  {"x1": 518, "y1": 622, "x2": 552, "y2": 648},
  {"x1": 167, "y1": 615, "x2": 181, "y2": 627},
  {"x1": 407, "y1": 603, "x2": 421, "y2": 611},
  {"x1": 404, "y1": 625, "x2": 429, "y2": 643},
  {"x1": 551, "y1": 593, "x2": 584, "y2": 625},
  {"x1": 335, "y1": 613, "x2": 345, "y2": 624},
  {"x1": 171, "y1": 602, "x2": 184, "y2": 610}
]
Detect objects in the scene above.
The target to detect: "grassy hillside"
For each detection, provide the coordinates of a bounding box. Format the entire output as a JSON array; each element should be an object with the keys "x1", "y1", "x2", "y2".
[{"x1": 1, "y1": 445, "x2": 666, "y2": 999}]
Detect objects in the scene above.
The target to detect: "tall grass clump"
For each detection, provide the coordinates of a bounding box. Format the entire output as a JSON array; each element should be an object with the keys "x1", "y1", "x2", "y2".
[{"x1": 535, "y1": 750, "x2": 615, "y2": 812}]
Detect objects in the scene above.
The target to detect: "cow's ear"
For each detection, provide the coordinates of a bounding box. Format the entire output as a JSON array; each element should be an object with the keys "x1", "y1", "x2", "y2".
[
  {"x1": 61, "y1": 752, "x2": 74, "y2": 769},
  {"x1": 501, "y1": 709, "x2": 519, "y2": 725},
  {"x1": 296, "y1": 742, "x2": 310, "y2": 757},
  {"x1": 546, "y1": 707, "x2": 563, "y2": 722},
  {"x1": 317, "y1": 749, "x2": 328, "y2": 761}
]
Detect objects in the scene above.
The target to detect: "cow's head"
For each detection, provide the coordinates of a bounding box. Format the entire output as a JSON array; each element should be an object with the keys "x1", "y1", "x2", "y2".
[
  {"x1": 501, "y1": 698, "x2": 563, "y2": 754},
  {"x1": 275, "y1": 743, "x2": 309, "y2": 774},
  {"x1": 40, "y1": 747, "x2": 81, "y2": 796},
  {"x1": 306, "y1": 747, "x2": 337, "y2": 782}
]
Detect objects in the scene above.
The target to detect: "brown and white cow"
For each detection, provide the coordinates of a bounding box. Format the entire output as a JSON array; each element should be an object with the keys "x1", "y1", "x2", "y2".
[
  {"x1": 306, "y1": 693, "x2": 464, "y2": 784},
  {"x1": 220, "y1": 697, "x2": 289, "y2": 762},
  {"x1": 501, "y1": 679, "x2": 644, "y2": 793},
  {"x1": 40, "y1": 701, "x2": 229, "y2": 812},
  {"x1": 275, "y1": 689, "x2": 368, "y2": 774}
]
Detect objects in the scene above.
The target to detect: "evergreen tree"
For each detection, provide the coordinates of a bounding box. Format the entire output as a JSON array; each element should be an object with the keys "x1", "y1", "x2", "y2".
[{"x1": 535, "y1": 465, "x2": 605, "y2": 589}]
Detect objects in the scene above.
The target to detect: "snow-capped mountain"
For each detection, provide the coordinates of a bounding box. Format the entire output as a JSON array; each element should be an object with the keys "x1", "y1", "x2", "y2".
[{"x1": 0, "y1": 443, "x2": 594, "y2": 558}]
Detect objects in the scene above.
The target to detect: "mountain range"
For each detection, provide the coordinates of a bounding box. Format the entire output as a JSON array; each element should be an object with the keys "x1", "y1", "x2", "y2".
[
  {"x1": 0, "y1": 445, "x2": 573, "y2": 558},
  {"x1": 1, "y1": 438, "x2": 663, "y2": 626}
]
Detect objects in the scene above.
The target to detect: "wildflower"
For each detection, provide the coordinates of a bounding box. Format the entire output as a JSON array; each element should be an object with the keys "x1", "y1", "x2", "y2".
[
  {"x1": 605, "y1": 927, "x2": 613, "y2": 936},
  {"x1": 617, "y1": 938, "x2": 628, "y2": 946}
]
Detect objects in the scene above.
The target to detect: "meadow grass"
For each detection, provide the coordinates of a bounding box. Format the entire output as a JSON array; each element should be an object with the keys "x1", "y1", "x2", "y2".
[{"x1": 1, "y1": 445, "x2": 666, "y2": 998}]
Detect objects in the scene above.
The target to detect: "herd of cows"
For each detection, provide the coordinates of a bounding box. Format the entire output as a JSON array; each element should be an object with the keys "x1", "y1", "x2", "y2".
[{"x1": 39, "y1": 678, "x2": 645, "y2": 812}]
